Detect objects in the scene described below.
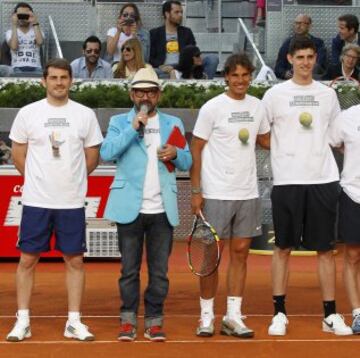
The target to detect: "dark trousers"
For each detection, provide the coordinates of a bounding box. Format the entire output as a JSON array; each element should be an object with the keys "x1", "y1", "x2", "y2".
[{"x1": 117, "y1": 212, "x2": 173, "y2": 328}]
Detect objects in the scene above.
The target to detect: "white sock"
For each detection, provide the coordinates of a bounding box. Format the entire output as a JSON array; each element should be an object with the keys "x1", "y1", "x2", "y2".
[
  {"x1": 226, "y1": 296, "x2": 242, "y2": 319},
  {"x1": 353, "y1": 308, "x2": 360, "y2": 318},
  {"x1": 200, "y1": 297, "x2": 214, "y2": 326},
  {"x1": 17, "y1": 309, "x2": 30, "y2": 325},
  {"x1": 200, "y1": 297, "x2": 214, "y2": 317},
  {"x1": 68, "y1": 311, "x2": 81, "y2": 323}
]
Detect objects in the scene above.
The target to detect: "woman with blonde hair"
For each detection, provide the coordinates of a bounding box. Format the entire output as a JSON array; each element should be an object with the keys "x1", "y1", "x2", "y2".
[
  {"x1": 113, "y1": 38, "x2": 148, "y2": 79},
  {"x1": 325, "y1": 43, "x2": 360, "y2": 80}
]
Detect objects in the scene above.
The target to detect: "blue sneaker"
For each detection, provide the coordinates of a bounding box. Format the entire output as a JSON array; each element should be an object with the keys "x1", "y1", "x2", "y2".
[{"x1": 352, "y1": 315, "x2": 360, "y2": 334}]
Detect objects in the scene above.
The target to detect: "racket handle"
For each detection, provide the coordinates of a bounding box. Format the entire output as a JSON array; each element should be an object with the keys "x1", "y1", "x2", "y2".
[{"x1": 198, "y1": 210, "x2": 205, "y2": 221}]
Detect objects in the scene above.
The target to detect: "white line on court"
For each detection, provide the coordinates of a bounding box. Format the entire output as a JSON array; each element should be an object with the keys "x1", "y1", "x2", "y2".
[
  {"x1": 0, "y1": 314, "x2": 352, "y2": 318},
  {"x1": 0, "y1": 339, "x2": 359, "y2": 344}
]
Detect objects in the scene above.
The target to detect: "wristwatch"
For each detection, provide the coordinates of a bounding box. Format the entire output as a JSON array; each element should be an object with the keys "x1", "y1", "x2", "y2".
[{"x1": 191, "y1": 187, "x2": 202, "y2": 194}]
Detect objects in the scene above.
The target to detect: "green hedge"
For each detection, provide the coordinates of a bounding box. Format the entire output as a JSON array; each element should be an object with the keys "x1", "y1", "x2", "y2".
[
  {"x1": 0, "y1": 81, "x2": 270, "y2": 108},
  {"x1": 0, "y1": 80, "x2": 358, "y2": 109}
]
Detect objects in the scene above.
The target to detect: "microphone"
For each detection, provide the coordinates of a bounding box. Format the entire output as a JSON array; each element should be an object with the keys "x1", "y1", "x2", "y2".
[{"x1": 138, "y1": 104, "x2": 149, "y2": 139}]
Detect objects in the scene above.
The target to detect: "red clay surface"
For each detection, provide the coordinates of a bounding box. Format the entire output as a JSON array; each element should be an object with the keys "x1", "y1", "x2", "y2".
[{"x1": 0, "y1": 242, "x2": 358, "y2": 357}]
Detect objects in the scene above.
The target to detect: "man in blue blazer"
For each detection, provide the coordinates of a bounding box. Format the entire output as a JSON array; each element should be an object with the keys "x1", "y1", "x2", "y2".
[
  {"x1": 100, "y1": 67, "x2": 192, "y2": 342},
  {"x1": 331, "y1": 14, "x2": 360, "y2": 65}
]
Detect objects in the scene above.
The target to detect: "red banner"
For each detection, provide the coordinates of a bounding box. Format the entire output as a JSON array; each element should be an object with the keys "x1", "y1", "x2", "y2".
[{"x1": 0, "y1": 171, "x2": 113, "y2": 257}]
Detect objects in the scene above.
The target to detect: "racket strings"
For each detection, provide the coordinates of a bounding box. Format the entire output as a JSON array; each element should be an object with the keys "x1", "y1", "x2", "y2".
[{"x1": 189, "y1": 223, "x2": 219, "y2": 276}]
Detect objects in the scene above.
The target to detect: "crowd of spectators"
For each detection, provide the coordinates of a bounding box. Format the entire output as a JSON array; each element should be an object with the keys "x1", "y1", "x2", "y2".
[
  {"x1": 0, "y1": 1, "x2": 219, "y2": 81},
  {"x1": 0, "y1": 2, "x2": 359, "y2": 82},
  {"x1": 275, "y1": 13, "x2": 360, "y2": 81}
]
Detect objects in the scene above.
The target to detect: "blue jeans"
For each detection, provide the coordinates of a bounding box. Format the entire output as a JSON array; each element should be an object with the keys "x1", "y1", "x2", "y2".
[
  {"x1": 203, "y1": 54, "x2": 219, "y2": 79},
  {"x1": 0, "y1": 65, "x2": 13, "y2": 77},
  {"x1": 117, "y1": 213, "x2": 173, "y2": 328},
  {"x1": 155, "y1": 53, "x2": 219, "y2": 79},
  {"x1": 13, "y1": 66, "x2": 43, "y2": 75}
]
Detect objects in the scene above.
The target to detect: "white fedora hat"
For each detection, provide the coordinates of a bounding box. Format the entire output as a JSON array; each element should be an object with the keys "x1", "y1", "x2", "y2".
[{"x1": 131, "y1": 67, "x2": 161, "y2": 89}]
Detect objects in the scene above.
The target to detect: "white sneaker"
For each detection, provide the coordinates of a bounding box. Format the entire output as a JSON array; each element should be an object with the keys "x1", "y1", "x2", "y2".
[
  {"x1": 6, "y1": 320, "x2": 31, "y2": 342},
  {"x1": 196, "y1": 318, "x2": 215, "y2": 337},
  {"x1": 221, "y1": 316, "x2": 254, "y2": 338},
  {"x1": 196, "y1": 313, "x2": 215, "y2": 337},
  {"x1": 268, "y1": 312, "x2": 288, "y2": 336},
  {"x1": 64, "y1": 320, "x2": 95, "y2": 341},
  {"x1": 322, "y1": 314, "x2": 353, "y2": 336}
]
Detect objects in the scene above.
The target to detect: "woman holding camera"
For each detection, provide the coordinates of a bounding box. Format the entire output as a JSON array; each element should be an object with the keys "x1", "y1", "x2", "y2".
[{"x1": 106, "y1": 3, "x2": 150, "y2": 64}]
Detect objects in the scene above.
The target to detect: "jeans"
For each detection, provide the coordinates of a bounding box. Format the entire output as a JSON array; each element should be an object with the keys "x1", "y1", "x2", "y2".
[
  {"x1": 13, "y1": 66, "x2": 43, "y2": 75},
  {"x1": 203, "y1": 54, "x2": 219, "y2": 79},
  {"x1": 117, "y1": 212, "x2": 173, "y2": 328},
  {"x1": 155, "y1": 53, "x2": 219, "y2": 79},
  {"x1": 0, "y1": 65, "x2": 13, "y2": 77}
]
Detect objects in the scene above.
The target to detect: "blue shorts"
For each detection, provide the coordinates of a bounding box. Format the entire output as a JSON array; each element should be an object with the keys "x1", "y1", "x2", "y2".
[{"x1": 18, "y1": 205, "x2": 86, "y2": 255}]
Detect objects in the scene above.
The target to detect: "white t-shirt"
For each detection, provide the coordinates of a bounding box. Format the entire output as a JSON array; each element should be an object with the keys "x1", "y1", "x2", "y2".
[
  {"x1": 6, "y1": 27, "x2": 43, "y2": 68},
  {"x1": 262, "y1": 80, "x2": 340, "y2": 185},
  {"x1": 107, "y1": 27, "x2": 132, "y2": 63},
  {"x1": 9, "y1": 99, "x2": 103, "y2": 209},
  {"x1": 330, "y1": 105, "x2": 360, "y2": 204},
  {"x1": 140, "y1": 114, "x2": 164, "y2": 213},
  {"x1": 193, "y1": 93, "x2": 270, "y2": 200}
]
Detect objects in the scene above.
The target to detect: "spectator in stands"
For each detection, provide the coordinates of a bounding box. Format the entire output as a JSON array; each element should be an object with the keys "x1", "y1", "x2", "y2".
[
  {"x1": 170, "y1": 45, "x2": 206, "y2": 79},
  {"x1": 0, "y1": 140, "x2": 12, "y2": 164},
  {"x1": 255, "y1": 0, "x2": 266, "y2": 27},
  {"x1": 150, "y1": 0, "x2": 219, "y2": 79},
  {"x1": 332, "y1": 14, "x2": 360, "y2": 65},
  {"x1": 325, "y1": 43, "x2": 360, "y2": 81},
  {"x1": 274, "y1": 14, "x2": 326, "y2": 80},
  {"x1": 106, "y1": 3, "x2": 150, "y2": 64},
  {"x1": 113, "y1": 38, "x2": 150, "y2": 80},
  {"x1": 71, "y1": 36, "x2": 113, "y2": 79},
  {"x1": 6, "y1": 2, "x2": 44, "y2": 74}
]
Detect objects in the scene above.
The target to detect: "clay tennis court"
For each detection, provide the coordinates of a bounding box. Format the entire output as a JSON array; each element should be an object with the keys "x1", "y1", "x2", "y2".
[{"x1": 0, "y1": 242, "x2": 358, "y2": 357}]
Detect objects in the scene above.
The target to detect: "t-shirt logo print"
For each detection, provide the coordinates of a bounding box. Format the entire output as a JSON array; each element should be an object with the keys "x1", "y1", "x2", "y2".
[{"x1": 49, "y1": 132, "x2": 65, "y2": 158}]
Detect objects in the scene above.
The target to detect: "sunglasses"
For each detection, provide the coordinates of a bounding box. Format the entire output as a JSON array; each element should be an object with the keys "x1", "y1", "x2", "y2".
[
  {"x1": 133, "y1": 88, "x2": 159, "y2": 98},
  {"x1": 121, "y1": 46, "x2": 133, "y2": 53},
  {"x1": 122, "y1": 12, "x2": 136, "y2": 19},
  {"x1": 85, "y1": 49, "x2": 100, "y2": 54}
]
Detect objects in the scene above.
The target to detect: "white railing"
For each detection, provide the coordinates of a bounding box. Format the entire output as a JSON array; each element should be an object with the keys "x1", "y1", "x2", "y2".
[
  {"x1": 48, "y1": 15, "x2": 63, "y2": 59},
  {"x1": 237, "y1": 18, "x2": 276, "y2": 81}
]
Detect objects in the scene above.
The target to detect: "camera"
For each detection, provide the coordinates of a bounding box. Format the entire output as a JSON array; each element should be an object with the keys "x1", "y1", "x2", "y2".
[
  {"x1": 17, "y1": 13, "x2": 30, "y2": 20},
  {"x1": 124, "y1": 18, "x2": 135, "y2": 25}
]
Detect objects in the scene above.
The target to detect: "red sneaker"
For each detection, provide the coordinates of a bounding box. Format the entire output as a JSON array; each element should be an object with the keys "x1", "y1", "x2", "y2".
[
  {"x1": 118, "y1": 323, "x2": 136, "y2": 341},
  {"x1": 144, "y1": 326, "x2": 166, "y2": 342}
]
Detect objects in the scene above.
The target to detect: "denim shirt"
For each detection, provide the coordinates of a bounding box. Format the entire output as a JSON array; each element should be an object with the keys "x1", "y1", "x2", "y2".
[
  {"x1": 137, "y1": 27, "x2": 150, "y2": 63},
  {"x1": 70, "y1": 57, "x2": 113, "y2": 79}
]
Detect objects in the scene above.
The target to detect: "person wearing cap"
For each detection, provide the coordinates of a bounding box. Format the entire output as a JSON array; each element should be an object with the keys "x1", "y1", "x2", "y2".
[{"x1": 100, "y1": 67, "x2": 192, "y2": 342}]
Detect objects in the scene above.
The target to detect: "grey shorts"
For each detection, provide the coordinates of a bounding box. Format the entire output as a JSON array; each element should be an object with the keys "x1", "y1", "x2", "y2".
[{"x1": 203, "y1": 198, "x2": 262, "y2": 239}]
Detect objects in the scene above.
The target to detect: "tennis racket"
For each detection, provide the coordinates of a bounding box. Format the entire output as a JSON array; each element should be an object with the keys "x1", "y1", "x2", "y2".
[
  {"x1": 187, "y1": 211, "x2": 221, "y2": 277},
  {"x1": 329, "y1": 76, "x2": 360, "y2": 110}
]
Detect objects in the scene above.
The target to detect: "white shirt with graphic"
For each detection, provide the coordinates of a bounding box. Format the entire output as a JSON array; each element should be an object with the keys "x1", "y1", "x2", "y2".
[
  {"x1": 262, "y1": 80, "x2": 340, "y2": 185},
  {"x1": 193, "y1": 93, "x2": 270, "y2": 200},
  {"x1": 107, "y1": 27, "x2": 132, "y2": 63},
  {"x1": 9, "y1": 99, "x2": 103, "y2": 209},
  {"x1": 140, "y1": 114, "x2": 165, "y2": 213},
  {"x1": 6, "y1": 27, "x2": 44, "y2": 69},
  {"x1": 330, "y1": 105, "x2": 360, "y2": 204}
]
